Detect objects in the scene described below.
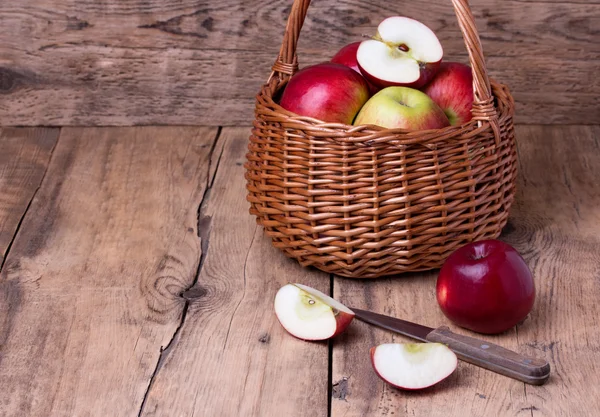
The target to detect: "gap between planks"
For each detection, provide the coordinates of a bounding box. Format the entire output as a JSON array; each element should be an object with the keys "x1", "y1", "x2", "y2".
[
  {"x1": 0, "y1": 128, "x2": 60, "y2": 273},
  {"x1": 136, "y1": 126, "x2": 225, "y2": 417}
]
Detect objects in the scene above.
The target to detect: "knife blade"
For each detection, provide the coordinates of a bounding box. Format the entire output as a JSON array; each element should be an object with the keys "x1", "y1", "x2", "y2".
[
  {"x1": 349, "y1": 307, "x2": 551, "y2": 385},
  {"x1": 350, "y1": 307, "x2": 433, "y2": 342}
]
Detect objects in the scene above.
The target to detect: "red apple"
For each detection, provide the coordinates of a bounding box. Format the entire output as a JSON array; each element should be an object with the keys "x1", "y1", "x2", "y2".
[
  {"x1": 354, "y1": 87, "x2": 450, "y2": 130},
  {"x1": 371, "y1": 343, "x2": 457, "y2": 390},
  {"x1": 279, "y1": 62, "x2": 370, "y2": 124},
  {"x1": 357, "y1": 16, "x2": 443, "y2": 89},
  {"x1": 423, "y1": 62, "x2": 474, "y2": 125},
  {"x1": 436, "y1": 240, "x2": 535, "y2": 334},
  {"x1": 274, "y1": 283, "x2": 355, "y2": 341},
  {"x1": 331, "y1": 42, "x2": 380, "y2": 95}
]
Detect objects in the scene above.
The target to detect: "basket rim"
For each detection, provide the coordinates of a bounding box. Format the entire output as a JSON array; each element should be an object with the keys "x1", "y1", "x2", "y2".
[{"x1": 254, "y1": 78, "x2": 515, "y2": 149}]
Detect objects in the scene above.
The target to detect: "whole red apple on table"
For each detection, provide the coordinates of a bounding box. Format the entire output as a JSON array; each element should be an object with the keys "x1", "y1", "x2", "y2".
[
  {"x1": 353, "y1": 86, "x2": 450, "y2": 130},
  {"x1": 436, "y1": 239, "x2": 535, "y2": 334},
  {"x1": 331, "y1": 42, "x2": 380, "y2": 95},
  {"x1": 423, "y1": 62, "x2": 474, "y2": 126},
  {"x1": 279, "y1": 62, "x2": 370, "y2": 124},
  {"x1": 357, "y1": 16, "x2": 443, "y2": 89}
]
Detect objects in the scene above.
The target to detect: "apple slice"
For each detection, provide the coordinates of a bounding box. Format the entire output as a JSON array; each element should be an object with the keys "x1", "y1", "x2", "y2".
[
  {"x1": 357, "y1": 16, "x2": 443, "y2": 89},
  {"x1": 274, "y1": 283, "x2": 354, "y2": 341},
  {"x1": 371, "y1": 343, "x2": 458, "y2": 390}
]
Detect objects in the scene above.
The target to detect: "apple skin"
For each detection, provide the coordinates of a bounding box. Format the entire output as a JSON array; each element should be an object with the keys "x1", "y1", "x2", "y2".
[
  {"x1": 359, "y1": 58, "x2": 441, "y2": 90},
  {"x1": 423, "y1": 62, "x2": 474, "y2": 125},
  {"x1": 436, "y1": 240, "x2": 535, "y2": 335},
  {"x1": 331, "y1": 42, "x2": 380, "y2": 95},
  {"x1": 279, "y1": 62, "x2": 370, "y2": 125},
  {"x1": 330, "y1": 309, "x2": 355, "y2": 338},
  {"x1": 354, "y1": 86, "x2": 450, "y2": 130}
]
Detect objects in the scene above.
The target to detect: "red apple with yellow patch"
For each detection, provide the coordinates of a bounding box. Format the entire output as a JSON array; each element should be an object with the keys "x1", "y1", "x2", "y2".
[{"x1": 423, "y1": 62, "x2": 474, "y2": 125}]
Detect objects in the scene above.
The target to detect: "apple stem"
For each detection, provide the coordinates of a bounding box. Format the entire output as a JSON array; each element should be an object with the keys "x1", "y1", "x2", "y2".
[{"x1": 471, "y1": 246, "x2": 488, "y2": 260}]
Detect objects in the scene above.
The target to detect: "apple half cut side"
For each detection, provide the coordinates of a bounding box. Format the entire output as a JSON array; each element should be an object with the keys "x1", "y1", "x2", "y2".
[
  {"x1": 371, "y1": 343, "x2": 458, "y2": 390},
  {"x1": 357, "y1": 16, "x2": 443, "y2": 89},
  {"x1": 274, "y1": 283, "x2": 355, "y2": 341}
]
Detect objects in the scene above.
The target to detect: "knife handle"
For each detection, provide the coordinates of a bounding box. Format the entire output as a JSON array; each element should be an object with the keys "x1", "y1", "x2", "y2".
[{"x1": 426, "y1": 326, "x2": 550, "y2": 385}]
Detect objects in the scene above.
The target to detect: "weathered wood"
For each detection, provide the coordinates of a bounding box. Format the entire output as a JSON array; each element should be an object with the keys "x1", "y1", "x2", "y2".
[
  {"x1": 139, "y1": 127, "x2": 330, "y2": 417},
  {"x1": 503, "y1": 125, "x2": 600, "y2": 416},
  {"x1": 1, "y1": 0, "x2": 598, "y2": 126},
  {"x1": 331, "y1": 125, "x2": 600, "y2": 416},
  {"x1": 0, "y1": 128, "x2": 57, "y2": 266},
  {"x1": 331, "y1": 275, "x2": 527, "y2": 416},
  {"x1": 0, "y1": 126, "x2": 219, "y2": 416}
]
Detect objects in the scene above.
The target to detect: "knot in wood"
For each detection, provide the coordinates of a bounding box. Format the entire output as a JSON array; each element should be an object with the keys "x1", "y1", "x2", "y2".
[
  {"x1": 0, "y1": 67, "x2": 19, "y2": 93},
  {"x1": 181, "y1": 286, "x2": 208, "y2": 301}
]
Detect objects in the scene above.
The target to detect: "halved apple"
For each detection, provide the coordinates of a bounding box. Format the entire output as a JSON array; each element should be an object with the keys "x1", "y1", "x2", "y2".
[
  {"x1": 371, "y1": 343, "x2": 458, "y2": 390},
  {"x1": 357, "y1": 16, "x2": 443, "y2": 89},
  {"x1": 274, "y1": 283, "x2": 355, "y2": 341}
]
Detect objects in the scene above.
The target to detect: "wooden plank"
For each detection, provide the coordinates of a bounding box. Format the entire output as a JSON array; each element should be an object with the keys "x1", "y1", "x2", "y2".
[
  {"x1": 331, "y1": 125, "x2": 600, "y2": 416},
  {"x1": 505, "y1": 125, "x2": 600, "y2": 416},
  {"x1": 0, "y1": 128, "x2": 57, "y2": 265},
  {"x1": 331, "y1": 277, "x2": 527, "y2": 416},
  {"x1": 0, "y1": 126, "x2": 219, "y2": 416},
  {"x1": 1, "y1": 0, "x2": 598, "y2": 126},
  {"x1": 139, "y1": 127, "x2": 330, "y2": 417}
]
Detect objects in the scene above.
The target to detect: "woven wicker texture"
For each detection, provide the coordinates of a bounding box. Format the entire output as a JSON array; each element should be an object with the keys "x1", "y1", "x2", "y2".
[{"x1": 245, "y1": 0, "x2": 517, "y2": 278}]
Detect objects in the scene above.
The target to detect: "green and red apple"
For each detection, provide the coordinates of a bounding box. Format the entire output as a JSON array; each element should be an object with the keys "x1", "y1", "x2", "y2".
[{"x1": 354, "y1": 86, "x2": 450, "y2": 130}]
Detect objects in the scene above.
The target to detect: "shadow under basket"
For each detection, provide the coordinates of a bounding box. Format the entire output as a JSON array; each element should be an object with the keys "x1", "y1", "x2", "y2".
[{"x1": 245, "y1": 0, "x2": 518, "y2": 278}]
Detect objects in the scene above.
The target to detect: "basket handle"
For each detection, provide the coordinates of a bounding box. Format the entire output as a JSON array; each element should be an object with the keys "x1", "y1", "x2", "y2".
[{"x1": 270, "y1": 0, "x2": 500, "y2": 133}]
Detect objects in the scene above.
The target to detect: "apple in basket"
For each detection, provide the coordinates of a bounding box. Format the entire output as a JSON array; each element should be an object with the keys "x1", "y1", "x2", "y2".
[
  {"x1": 423, "y1": 62, "x2": 474, "y2": 125},
  {"x1": 436, "y1": 240, "x2": 536, "y2": 334},
  {"x1": 279, "y1": 62, "x2": 370, "y2": 124},
  {"x1": 331, "y1": 42, "x2": 380, "y2": 95},
  {"x1": 274, "y1": 283, "x2": 355, "y2": 340},
  {"x1": 354, "y1": 87, "x2": 450, "y2": 130},
  {"x1": 357, "y1": 16, "x2": 443, "y2": 89}
]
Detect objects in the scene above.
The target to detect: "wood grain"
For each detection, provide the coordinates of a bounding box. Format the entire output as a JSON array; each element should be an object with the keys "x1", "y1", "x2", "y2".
[
  {"x1": 331, "y1": 276, "x2": 528, "y2": 416},
  {"x1": 331, "y1": 125, "x2": 600, "y2": 416},
  {"x1": 0, "y1": 128, "x2": 57, "y2": 266},
  {"x1": 139, "y1": 127, "x2": 330, "y2": 417},
  {"x1": 502, "y1": 125, "x2": 600, "y2": 416},
  {"x1": 0, "y1": 126, "x2": 219, "y2": 416},
  {"x1": 1, "y1": 0, "x2": 598, "y2": 126}
]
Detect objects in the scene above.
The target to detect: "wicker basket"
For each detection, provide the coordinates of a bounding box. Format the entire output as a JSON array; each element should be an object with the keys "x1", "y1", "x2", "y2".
[{"x1": 245, "y1": 0, "x2": 517, "y2": 278}]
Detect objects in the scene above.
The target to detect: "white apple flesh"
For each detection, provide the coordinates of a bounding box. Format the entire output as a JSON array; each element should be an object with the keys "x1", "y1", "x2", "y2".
[
  {"x1": 357, "y1": 16, "x2": 443, "y2": 89},
  {"x1": 371, "y1": 343, "x2": 458, "y2": 390},
  {"x1": 274, "y1": 284, "x2": 355, "y2": 341}
]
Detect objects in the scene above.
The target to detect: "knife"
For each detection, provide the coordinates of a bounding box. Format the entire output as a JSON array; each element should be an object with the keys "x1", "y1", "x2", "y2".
[{"x1": 349, "y1": 307, "x2": 550, "y2": 385}]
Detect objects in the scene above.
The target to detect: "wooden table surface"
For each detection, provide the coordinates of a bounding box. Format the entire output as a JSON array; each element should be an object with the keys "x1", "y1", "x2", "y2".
[{"x1": 1, "y1": 125, "x2": 599, "y2": 416}]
